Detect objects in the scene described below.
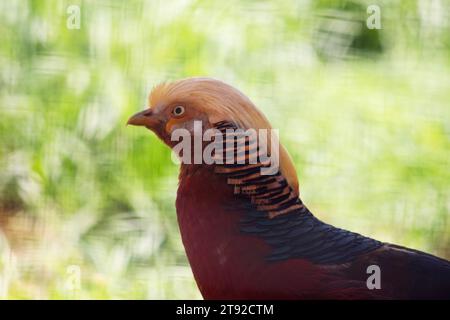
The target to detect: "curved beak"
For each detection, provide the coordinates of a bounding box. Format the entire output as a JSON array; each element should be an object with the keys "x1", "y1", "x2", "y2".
[{"x1": 127, "y1": 109, "x2": 160, "y2": 129}]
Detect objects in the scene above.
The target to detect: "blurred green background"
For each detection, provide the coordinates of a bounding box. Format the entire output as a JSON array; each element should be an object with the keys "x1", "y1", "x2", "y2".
[{"x1": 0, "y1": 0, "x2": 449, "y2": 299}]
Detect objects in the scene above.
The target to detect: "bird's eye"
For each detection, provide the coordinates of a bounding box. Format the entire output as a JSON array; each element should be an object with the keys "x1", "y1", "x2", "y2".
[{"x1": 172, "y1": 105, "x2": 185, "y2": 117}]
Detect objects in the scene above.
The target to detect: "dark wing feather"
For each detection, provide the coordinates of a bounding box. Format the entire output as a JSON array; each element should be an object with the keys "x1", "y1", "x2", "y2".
[{"x1": 344, "y1": 244, "x2": 450, "y2": 299}]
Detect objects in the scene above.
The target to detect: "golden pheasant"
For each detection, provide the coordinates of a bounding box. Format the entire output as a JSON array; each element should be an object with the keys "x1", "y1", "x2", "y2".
[{"x1": 128, "y1": 77, "x2": 450, "y2": 299}]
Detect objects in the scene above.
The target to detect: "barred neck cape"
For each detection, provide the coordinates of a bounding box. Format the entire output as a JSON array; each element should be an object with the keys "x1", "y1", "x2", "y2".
[{"x1": 211, "y1": 121, "x2": 383, "y2": 265}]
